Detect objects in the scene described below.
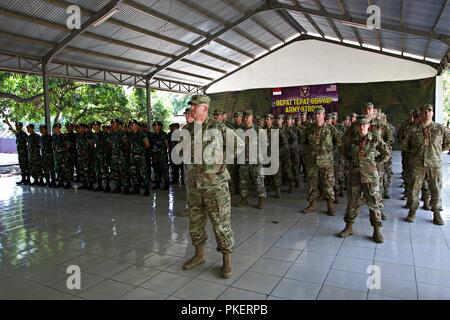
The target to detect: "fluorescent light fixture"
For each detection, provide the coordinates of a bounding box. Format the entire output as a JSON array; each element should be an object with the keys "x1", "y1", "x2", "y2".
[
  {"x1": 362, "y1": 43, "x2": 381, "y2": 51},
  {"x1": 343, "y1": 39, "x2": 361, "y2": 46},
  {"x1": 341, "y1": 21, "x2": 373, "y2": 30},
  {"x1": 425, "y1": 57, "x2": 441, "y2": 64},
  {"x1": 324, "y1": 35, "x2": 341, "y2": 42},
  {"x1": 307, "y1": 32, "x2": 323, "y2": 38},
  {"x1": 382, "y1": 48, "x2": 402, "y2": 55},
  {"x1": 189, "y1": 42, "x2": 211, "y2": 56},
  {"x1": 403, "y1": 52, "x2": 424, "y2": 60},
  {"x1": 92, "y1": 7, "x2": 119, "y2": 27},
  {"x1": 285, "y1": 33, "x2": 301, "y2": 42}
]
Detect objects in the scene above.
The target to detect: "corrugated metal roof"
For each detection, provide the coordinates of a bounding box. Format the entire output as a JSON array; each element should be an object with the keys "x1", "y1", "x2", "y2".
[{"x1": 0, "y1": 0, "x2": 447, "y2": 93}]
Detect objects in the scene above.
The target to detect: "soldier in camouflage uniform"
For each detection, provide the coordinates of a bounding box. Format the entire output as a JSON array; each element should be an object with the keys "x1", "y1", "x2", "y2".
[
  {"x1": 182, "y1": 95, "x2": 244, "y2": 279},
  {"x1": 332, "y1": 112, "x2": 346, "y2": 198},
  {"x1": 285, "y1": 114, "x2": 301, "y2": 188},
  {"x1": 65, "y1": 123, "x2": 78, "y2": 182},
  {"x1": 149, "y1": 121, "x2": 170, "y2": 190},
  {"x1": 92, "y1": 121, "x2": 108, "y2": 192},
  {"x1": 39, "y1": 125, "x2": 55, "y2": 187},
  {"x1": 237, "y1": 109, "x2": 266, "y2": 209},
  {"x1": 128, "y1": 120, "x2": 151, "y2": 196},
  {"x1": 14, "y1": 122, "x2": 30, "y2": 185},
  {"x1": 380, "y1": 113, "x2": 396, "y2": 199},
  {"x1": 76, "y1": 124, "x2": 93, "y2": 190},
  {"x1": 397, "y1": 110, "x2": 415, "y2": 194},
  {"x1": 296, "y1": 112, "x2": 308, "y2": 182},
  {"x1": 338, "y1": 115, "x2": 390, "y2": 243},
  {"x1": 275, "y1": 114, "x2": 294, "y2": 193},
  {"x1": 52, "y1": 123, "x2": 70, "y2": 189},
  {"x1": 300, "y1": 107, "x2": 341, "y2": 215},
  {"x1": 401, "y1": 104, "x2": 450, "y2": 225},
  {"x1": 109, "y1": 119, "x2": 131, "y2": 194},
  {"x1": 26, "y1": 124, "x2": 43, "y2": 186}
]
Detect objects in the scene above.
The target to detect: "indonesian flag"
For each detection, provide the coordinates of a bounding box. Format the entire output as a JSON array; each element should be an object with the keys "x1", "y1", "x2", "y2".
[
  {"x1": 326, "y1": 84, "x2": 337, "y2": 92},
  {"x1": 272, "y1": 88, "x2": 282, "y2": 96}
]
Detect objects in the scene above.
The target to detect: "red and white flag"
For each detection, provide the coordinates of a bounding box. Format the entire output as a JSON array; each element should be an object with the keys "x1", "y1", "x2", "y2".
[{"x1": 272, "y1": 88, "x2": 282, "y2": 96}]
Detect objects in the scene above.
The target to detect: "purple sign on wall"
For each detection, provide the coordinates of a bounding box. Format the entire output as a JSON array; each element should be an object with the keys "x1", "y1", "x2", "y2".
[{"x1": 271, "y1": 84, "x2": 339, "y2": 117}]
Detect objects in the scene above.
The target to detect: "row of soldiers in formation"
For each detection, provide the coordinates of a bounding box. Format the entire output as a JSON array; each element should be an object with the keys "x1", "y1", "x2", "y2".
[{"x1": 12, "y1": 119, "x2": 181, "y2": 196}]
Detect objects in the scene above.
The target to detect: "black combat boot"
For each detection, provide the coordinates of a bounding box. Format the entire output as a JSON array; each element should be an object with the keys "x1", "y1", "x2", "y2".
[
  {"x1": 16, "y1": 176, "x2": 26, "y2": 185},
  {"x1": 143, "y1": 186, "x2": 150, "y2": 196},
  {"x1": 78, "y1": 183, "x2": 88, "y2": 190},
  {"x1": 131, "y1": 186, "x2": 140, "y2": 195},
  {"x1": 64, "y1": 182, "x2": 72, "y2": 189},
  {"x1": 56, "y1": 180, "x2": 64, "y2": 188},
  {"x1": 104, "y1": 183, "x2": 111, "y2": 193},
  {"x1": 94, "y1": 184, "x2": 104, "y2": 192},
  {"x1": 123, "y1": 187, "x2": 130, "y2": 195}
]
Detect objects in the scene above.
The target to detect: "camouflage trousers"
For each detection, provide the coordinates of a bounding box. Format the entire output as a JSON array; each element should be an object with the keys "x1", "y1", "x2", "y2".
[
  {"x1": 344, "y1": 170, "x2": 382, "y2": 227},
  {"x1": 410, "y1": 166, "x2": 442, "y2": 212},
  {"x1": 299, "y1": 150, "x2": 307, "y2": 179},
  {"x1": 77, "y1": 152, "x2": 93, "y2": 184},
  {"x1": 383, "y1": 156, "x2": 393, "y2": 195},
  {"x1": 306, "y1": 164, "x2": 335, "y2": 202},
  {"x1": 281, "y1": 156, "x2": 293, "y2": 184},
  {"x1": 18, "y1": 150, "x2": 29, "y2": 176},
  {"x1": 226, "y1": 164, "x2": 239, "y2": 194},
  {"x1": 129, "y1": 153, "x2": 150, "y2": 187},
  {"x1": 152, "y1": 152, "x2": 169, "y2": 184},
  {"x1": 66, "y1": 151, "x2": 77, "y2": 180},
  {"x1": 94, "y1": 152, "x2": 108, "y2": 185},
  {"x1": 334, "y1": 151, "x2": 345, "y2": 191},
  {"x1": 54, "y1": 151, "x2": 69, "y2": 182},
  {"x1": 239, "y1": 164, "x2": 266, "y2": 198},
  {"x1": 111, "y1": 152, "x2": 130, "y2": 188},
  {"x1": 28, "y1": 152, "x2": 42, "y2": 181},
  {"x1": 376, "y1": 162, "x2": 386, "y2": 213},
  {"x1": 290, "y1": 149, "x2": 300, "y2": 184},
  {"x1": 187, "y1": 179, "x2": 234, "y2": 253},
  {"x1": 41, "y1": 153, "x2": 55, "y2": 182}
]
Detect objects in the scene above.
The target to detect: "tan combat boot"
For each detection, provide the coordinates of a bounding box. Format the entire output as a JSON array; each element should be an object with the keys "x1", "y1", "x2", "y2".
[
  {"x1": 288, "y1": 182, "x2": 294, "y2": 193},
  {"x1": 433, "y1": 212, "x2": 444, "y2": 225},
  {"x1": 257, "y1": 197, "x2": 265, "y2": 209},
  {"x1": 422, "y1": 196, "x2": 431, "y2": 211},
  {"x1": 183, "y1": 245, "x2": 205, "y2": 270},
  {"x1": 238, "y1": 196, "x2": 248, "y2": 207},
  {"x1": 372, "y1": 225, "x2": 384, "y2": 243},
  {"x1": 302, "y1": 201, "x2": 317, "y2": 213},
  {"x1": 406, "y1": 209, "x2": 416, "y2": 223},
  {"x1": 221, "y1": 252, "x2": 233, "y2": 279},
  {"x1": 338, "y1": 223, "x2": 354, "y2": 238},
  {"x1": 275, "y1": 188, "x2": 281, "y2": 199},
  {"x1": 327, "y1": 199, "x2": 336, "y2": 216}
]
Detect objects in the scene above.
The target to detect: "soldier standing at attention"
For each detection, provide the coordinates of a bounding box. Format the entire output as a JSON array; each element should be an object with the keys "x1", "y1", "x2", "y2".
[
  {"x1": 109, "y1": 119, "x2": 130, "y2": 195},
  {"x1": 129, "y1": 120, "x2": 151, "y2": 196},
  {"x1": 402, "y1": 104, "x2": 450, "y2": 225},
  {"x1": 301, "y1": 107, "x2": 341, "y2": 215},
  {"x1": 275, "y1": 114, "x2": 294, "y2": 193},
  {"x1": 52, "y1": 123, "x2": 70, "y2": 189},
  {"x1": 39, "y1": 124, "x2": 55, "y2": 187},
  {"x1": 182, "y1": 95, "x2": 243, "y2": 279},
  {"x1": 285, "y1": 114, "x2": 301, "y2": 188},
  {"x1": 92, "y1": 121, "x2": 107, "y2": 192},
  {"x1": 76, "y1": 124, "x2": 93, "y2": 191},
  {"x1": 150, "y1": 121, "x2": 170, "y2": 190},
  {"x1": 13, "y1": 122, "x2": 30, "y2": 185},
  {"x1": 26, "y1": 124, "x2": 43, "y2": 186},
  {"x1": 339, "y1": 115, "x2": 390, "y2": 243},
  {"x1": 238, "y1": 109, "x2": 266, "y2": 209},
  {"x1": 65, "y1": 123, "x2": 78, "y2": 182},
  {"x1": 332, "y1": 112, "x2": 346, "y2": 198}
]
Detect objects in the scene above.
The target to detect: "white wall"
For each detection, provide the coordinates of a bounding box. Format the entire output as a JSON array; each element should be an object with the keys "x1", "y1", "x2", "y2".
[
  {"x1": 206, "y1": 40, "x2": 437, "y2": 93},
  {"x1": 435, "y1": 75, "x2": 444, "y2": 124}
]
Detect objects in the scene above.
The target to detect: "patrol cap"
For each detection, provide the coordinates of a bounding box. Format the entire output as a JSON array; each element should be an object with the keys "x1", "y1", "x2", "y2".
[
  {"x1": 53, "y1": 123, "x2": 61, "y2": 128},
  {"x1": 130, "y1": 119, "x2": 140, "y2": 125},
  {"x1": 285, "y1": 114, "x2": 293, "y2": 120},
  {"x1": 326, "y1": 113, "x2": 333, "y2": 120},
  {"x1": 351, "y1": 113, "x2": 358, "y2": 117},
  {"x1": 188, "y1": 94, "x2": 210, "y2": 105},
  {"x1": 315, "y1": 106, "x2": 326, "y2": 113},
  {"x1": 414, "y1": 108, "x2": 421, "y2": 117},
  {"x1": 420, "y1": 104, "x2": 433, "y2": 112},
  {"x1": 357, "y1": 115, "x2": 371, "y2": 124},
  {"x1": 234, "y1": 111, "x2": 243, "y2": 117},
  {"x1": 153, "y1": 120, "x2": 163, "y2": 126},
  {"x1": 408, "y1": 109, "x2": 415, "y2": 114},
  {"x1": 39, "y1": 124, "x2": 47, "y2": 129},
  {"x1": 363, "y1": 102, "x2": 374, "y2": 109},
  {"x1": 213, "y1": 109, "x2": 221, "y2": 116},
  {"x1": 264, "y1": 113, "x2": 274, "y2": 119},
  {"x1": 331, "y1": 112, "x2": 338, "y2": 118},
  {"x1": 183, "y1": 107, "x2": 191, "y2": 115},
  {"x1": 243, "y1": 109, "x2": 253, "y2": 117},
  {"x1": 344, "y1": 115, "x2": 351, "y2": 120},
  {"x1": 275, "y1": 114, "x2": 284, "y2": 120},
  {"x1": 92, "y1": 121, "x2": 102, "y2": 126},
  {"x1": 15, "y1": 122, "x2": 23, "y2": 127},
  {"x1": 255, "y1": 115, "x2": 261, "y2": 120},
  {"x1": 26, "y1": 123, "x2": 34, "y2": 128}
]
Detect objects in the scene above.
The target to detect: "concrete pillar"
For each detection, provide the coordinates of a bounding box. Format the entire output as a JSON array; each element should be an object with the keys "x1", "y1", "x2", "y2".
[{"x1": 146, "y1": 78, "x2": 152, "y2": 127}]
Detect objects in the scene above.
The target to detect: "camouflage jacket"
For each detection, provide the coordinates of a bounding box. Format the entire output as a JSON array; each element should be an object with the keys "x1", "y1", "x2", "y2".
[
  {"x1": 400, "y1": 121, "x2": 450, "y2": 167},
  {"x1": 39, "y1": 134, "x2": 53, "y2": 156},
  {"x1": 285, "y1": 125, "x2": 300, "y2": 151},
  {"x1": 65, "y1": 132, "x2": 77, "y2": 153},
  {"x1": 272, "y1": 124, "x2": 290, "y2": 160},
  {"x1": 16, "y1": 131, "x2": 28, "y2": 153},
  {"x1": 369, "y1": 118, "x2": 394, "y2": 145},
  {"x1": 76, "y1": 133, "x2": 90, "y2": 155},
  {"x1": 343, "y1": 132, "x2": 390, "y2": 183},
  {"x1": 128, "y1": 131, "x2": 148, "y2": 155},
  {"x1": 149, "y1": 131, "x2": 168, "y2": 154},
  {"x1": 52, "y1": 133, "x2": 66, "y2": 153},
  {"x1": 240, "y1": 124, "x2": 262, "y2": 163},
  {"x1": 27, "y1": 133, "x2": 40, "y2": 156},
  {"x1": 397, "y1": 119, "x2": 413, "y2": 145},
  {"x1": 109, "y1": 130, "x2": 128, "y2": 155},
  {"x1": 183, "y1": 117, "x2": 243, "y2": 188},
  {"x1": 93, "y1": 131, "x2": 108, "y2": 153},
  {"x1": 301, "y1": 123, "x2": 342, "y2": 166}
]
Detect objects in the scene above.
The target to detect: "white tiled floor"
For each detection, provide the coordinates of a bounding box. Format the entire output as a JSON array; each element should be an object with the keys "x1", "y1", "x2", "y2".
[{"x1": 1, "y1": 152, "x2": 450, "y2": 300}]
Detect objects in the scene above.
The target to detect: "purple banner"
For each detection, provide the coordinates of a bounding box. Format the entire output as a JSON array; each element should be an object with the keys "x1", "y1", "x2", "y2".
[{"x1": 271, "y1": 84, "x2": 339, "y2": 117}]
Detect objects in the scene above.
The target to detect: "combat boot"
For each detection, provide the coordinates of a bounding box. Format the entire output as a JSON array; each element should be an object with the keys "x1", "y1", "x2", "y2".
[
  {"x1": 383, "y1": 192, "x2": 391, "y2": 199},
  {"x1": 326, "y1": 199, "x2": 336, "y2": 216},
  {"x1": 334, "y1": 196, "x2": 340, "y2": 204},
  {"x1": 131, "y1": 185, "x2": 140, "y2": 195},
  {"x1": 257, "y1": 197, "x2": 265, "y2": 209},
  {"x1": 422, "y1": 196, "x2": 431, "y2": 211},
  {"x1": 221, "y1": 252, "x2": 233, "y2": 279},
  {"x1": 16, "y1": 176, "x2": 26, "y2": 185},
  {"x1": 302, "y1": 201, "x2": 317, "y2": 213},
  {"x1": 433, "y1": 212, "x2": 444, "y2": 225},
  {"x1": 56, "y1": 181, "x2": 64, "y2": 188},
  {"x1": 275, "y1": 188, "x2": 281, "y2": 199},
  {"x1": 288, "y1": 182, "x2": 294, "y2": 193},
  {"x1": 143, "y1": 186, "x2": 150, "y2": 196},
  {"x1": 163, "y1": 182, "x2": 169, "y2": 190},
  {"x1": 338, "y1": 223, "x2": 354, "y2": 238},
  {"x1": 406, "y1": 209, "x2": 416, "y2": 223},
  {"x1": 372, "y1": 225, "x2": 384, "y2": 243},
  {"x1": 94, "y1": 184, "x2": 104, "y2": 192},
  {"x1": 86, "y1": 183, "x2": 93, "y2": 191},
  {"x1": 37, "y1": 178, "x2": 45, "y2": 186},
  {"x1": 64, "y1": 182, "x2": 71, "y2": 189},
  {"x1": 112, "y1": 185, "x2": 121, "y2": 193},
  {"x1": 183, "y1": 245, "x2": 205, "y2": 270},
  {"x1": 123, "y1": 187, "x2": 130, "y2": 195},
  {"x1": 78, "y1": 183, "x2": 88, "y2": 190},
  {"x1": 23, "y1": 176, "x2": 31, "y2": 185},
  {"x1": 238, "y1": 196, "x2": 248, "y2": 207},
  {"x1": 104, "y1": 183, "x2": 111, "y2": 193}
]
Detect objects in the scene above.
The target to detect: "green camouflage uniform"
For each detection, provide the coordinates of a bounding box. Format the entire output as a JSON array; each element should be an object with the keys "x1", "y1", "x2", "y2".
[
  {"x1": 274, "y1": 123, "x2": 293, "y2": 184},
  {"x1": 334, "y1": 123, "x2": 346, "y2": 193},
  {"x1": 265, "y1": 124, "x2": 290, "y2": 189},
  {"x1": 76, "y1": 132, "x2": 93, "y2": 186},
  {"x1": 286, "y1": 124, "x2": 301, "y2": 185},
  {"x1": 27, "y1": 132, "x2": 42, "y2": 182},
  {"x1": 301, "y1": 123, "x2": 341, "y2": 202},
  {"x1": 65, "y1": 131, "x2": 78, "y2": 180},
  {"x1": 149, "y1": 131, "x2": 170, "y2": 186},
  {"x1": 16, "y1": 130, "x2": 29, "y2": 180},
  {"x1": 129, "y1": 131, "x2": 150, "y2": 188},
  {"x1": 383, "y1": 121, "x2": 396, "y2": 196},
  {"x1": 40, "y1": 133, "x2": 55, "y2": 184},
  {"x1": 52, "y1": 132, "x2": 69, "y2": 183},
  {"x1": 110, "y1": 130, "x2": 130, "y2": 189},
  {"x1": 93, "y1": 131, "x2": 109, "y2": 187},
  {"x1": 342, "y1": 131, "x2": 390, "y2": 226}
]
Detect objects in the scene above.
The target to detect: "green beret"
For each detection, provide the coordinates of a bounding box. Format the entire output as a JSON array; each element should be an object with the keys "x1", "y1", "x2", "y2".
[
  {"x1": 315, "y1": 106, "x2": 326, "y2": 113},
  {"x1": 264, "y1": 113, "x2": 274, "y2": 119},
  {"x1": 188, "y1": 94, "x2": 210, "y2": 106}
]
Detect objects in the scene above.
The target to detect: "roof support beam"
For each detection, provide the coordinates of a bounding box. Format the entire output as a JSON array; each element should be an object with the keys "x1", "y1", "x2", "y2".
[
  {"x1": 313, "y1": 0, "x2": 343, "y2": 41},
  {"x1": 437, "y1": 48, "x2": 449, "y2": 75},
  {"x1": 423, "y1": 0, "x2": 448, "y2": 59},
  {"x1": 43, "y1": 0, "x2": 123, "y2": 65},
  {"x1": 147, "y1": 3, "x2": 270, "y2": 79},
  {"x1": 291, "y1": 0, "x2": 325, "y2": 38},
  {"x1": 174, "y1": 0, "x2": 270, "y2": 52},
  {"x1": 336, "y1": 0, "x2": 362, "y2": 45},
  {"x1": 276, "y1": 9, "x2": 307, "y2": 35},
  {"x1": 400, "y1": 0, "x2": 406, "y2": 55}
]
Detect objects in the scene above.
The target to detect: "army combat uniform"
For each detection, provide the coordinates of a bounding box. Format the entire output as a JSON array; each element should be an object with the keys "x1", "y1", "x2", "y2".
[
  {"x1": 27, "y1": 125, "x2": 42, "y2": 185},
  {"x1": 39, "y1": 126, "x2": 55, "y2": 187},
  {"x1": 149, "y1": 125, "x2": 170, "y2": 189},
  {"x1": 15, "y1": 124, "x2": 29, "y2": 184},
  {"x1": 52, "y1": 124, "x2": 70, "y2": 188},
  {"x1": 128, "y1": 125, "x2": 150, "y2": 195}
]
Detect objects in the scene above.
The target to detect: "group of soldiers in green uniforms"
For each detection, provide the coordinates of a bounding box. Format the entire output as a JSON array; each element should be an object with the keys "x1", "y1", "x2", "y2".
[{"x1": 13, "y1": 119, "x2": 173, "y2": 195}]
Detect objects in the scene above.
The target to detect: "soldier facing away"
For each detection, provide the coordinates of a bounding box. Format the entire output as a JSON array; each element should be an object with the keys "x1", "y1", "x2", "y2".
[{"x1": 13, "y1": 122, "x2": 30, "y2": 185}]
